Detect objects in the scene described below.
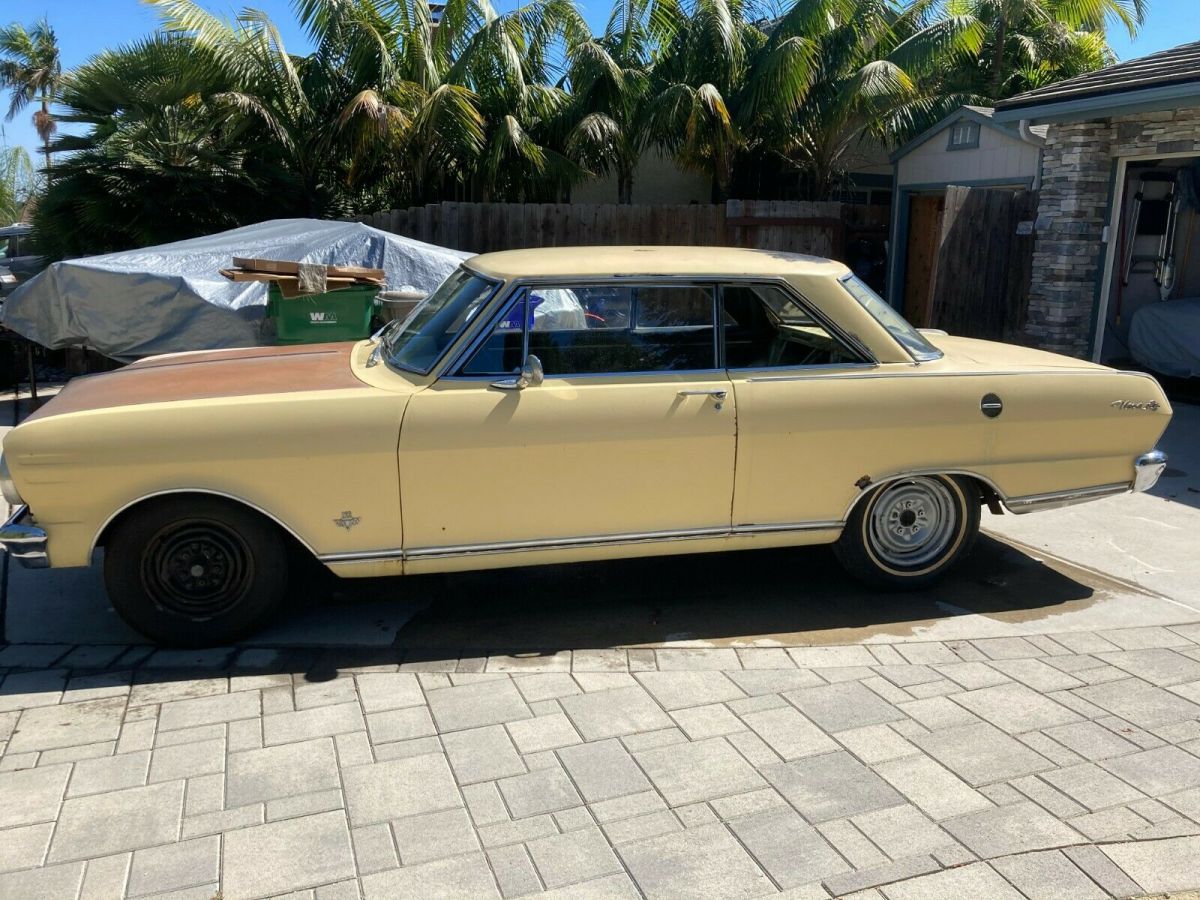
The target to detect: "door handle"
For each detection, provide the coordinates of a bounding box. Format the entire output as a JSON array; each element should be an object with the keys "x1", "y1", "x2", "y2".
[{"x1": 677, "y1": 389, "x2": 727, "y2": 410}]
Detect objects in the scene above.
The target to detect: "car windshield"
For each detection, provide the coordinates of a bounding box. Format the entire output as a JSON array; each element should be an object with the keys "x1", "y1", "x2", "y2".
[
  {"x1": 839, "y1": 273, "x2": 942, "y2": 362},
  {"x1": 384, "y1": 267, "x2": 501, "y2": 374}
]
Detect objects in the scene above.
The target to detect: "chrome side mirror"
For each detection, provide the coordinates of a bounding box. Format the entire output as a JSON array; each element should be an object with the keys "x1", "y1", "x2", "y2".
[{"x1": 491, "y1": 354, "x2": 544, "y2": 391}]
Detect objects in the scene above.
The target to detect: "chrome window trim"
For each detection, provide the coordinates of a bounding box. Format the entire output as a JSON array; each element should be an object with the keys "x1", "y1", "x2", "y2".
[
  {"x1": 318, "y1": 520, "x2": 844, "y2": 564},
  {"x1": 718, "y1": 281, "x2": 873, "y2": 370},
  {"x1": 90, "y1": 489, "x2": 321, "y2": 558},
  {"x1": 436, "y1": 274, "x2": 877, "y2": 382},
  {"x1": 445, "y1": 279, "x2": 722, "y2": 379},
  {"x1": 379, "y1": 270, "x2": 501, "y2": 379},
  {"x1": 838, "y1": 272, "x2": 942, "y2": 363}
]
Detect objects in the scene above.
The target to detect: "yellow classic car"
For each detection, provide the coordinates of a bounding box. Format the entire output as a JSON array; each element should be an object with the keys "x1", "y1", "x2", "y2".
[{"x1": 0, "y1": 246, "x2": 1172, "y2": 645}]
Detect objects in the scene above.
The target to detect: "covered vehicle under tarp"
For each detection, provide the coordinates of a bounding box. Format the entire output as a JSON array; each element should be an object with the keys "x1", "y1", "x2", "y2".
[{"x1": 0, "y1": 218, "x2": 469, "y2": 361}]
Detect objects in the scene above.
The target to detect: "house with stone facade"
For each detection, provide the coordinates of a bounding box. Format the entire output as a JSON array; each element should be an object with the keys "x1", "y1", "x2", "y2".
[{"x1": 994, "y1": 41, "x2": 1200, "y2": 377}]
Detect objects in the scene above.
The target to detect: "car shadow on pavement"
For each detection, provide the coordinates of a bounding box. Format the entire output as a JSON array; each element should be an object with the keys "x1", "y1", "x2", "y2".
[{"x1": 371, "y1": 534, "x2": 1108, "y2": 659}]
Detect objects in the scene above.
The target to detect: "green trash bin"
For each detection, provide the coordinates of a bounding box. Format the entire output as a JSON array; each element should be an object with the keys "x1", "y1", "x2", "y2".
[{"x1": 267, "y1": 283, "x2": 380, "y2": 344}]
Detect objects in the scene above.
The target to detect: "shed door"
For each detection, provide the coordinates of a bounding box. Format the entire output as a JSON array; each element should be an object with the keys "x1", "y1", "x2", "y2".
[{"x1": 904, "y1": 193, "x2": 946, "y2": 327}]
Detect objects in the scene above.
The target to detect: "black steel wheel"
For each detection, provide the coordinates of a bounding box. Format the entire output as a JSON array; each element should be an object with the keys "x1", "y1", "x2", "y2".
[{"x1": 105, "y1": 496, "x2": 289, "y2": 646}]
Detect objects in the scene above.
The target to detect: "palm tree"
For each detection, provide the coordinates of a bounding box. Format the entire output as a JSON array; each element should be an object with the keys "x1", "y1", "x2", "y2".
[
  {"x1": 949, "y1": 0, "x2": 1146, "y2": 99},
  {"x1": 564, "y1": 0, "x2": 655, "y2": 203},
  {"x1": 0, "y1": 140, "x2": 33, "y2": 223},
  {"x1": 775, "y1": 0, "x2": 986, "y2": 198},
  {"x1": 0, "y1": 18, "x2": 61, "y2": 173}
]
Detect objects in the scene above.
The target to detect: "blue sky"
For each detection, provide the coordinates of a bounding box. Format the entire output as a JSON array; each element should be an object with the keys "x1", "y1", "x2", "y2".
[{"x1": 1, "y1": 0, "x2": 1194, "y2": 161}]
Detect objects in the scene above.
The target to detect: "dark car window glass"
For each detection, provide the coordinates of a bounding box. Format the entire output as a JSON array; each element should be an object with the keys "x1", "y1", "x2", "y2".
[
  {"x1": 385, "y1": 267, "x2": 500, "y2": 374},
  {"x1": 460, "y1": 284, "x2": 717, "y2": 376},
  {"x1": 722, "y1": 284, "x2": 863, "y2": 368},
  {"x1": 462, "y1": 291, "x2": 527, "y2": 376}
]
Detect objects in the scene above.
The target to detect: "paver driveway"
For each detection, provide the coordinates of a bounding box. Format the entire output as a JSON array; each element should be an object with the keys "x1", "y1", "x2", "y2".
[{"x1": 3, "y1": 631, "x2": 1200, "y2": 899}]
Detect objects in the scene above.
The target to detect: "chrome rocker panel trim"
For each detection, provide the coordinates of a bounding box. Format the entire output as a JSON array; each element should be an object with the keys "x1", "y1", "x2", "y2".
[
  {"x1": 0, "y1": 504, "x2": 49, "y2": 568},
  {"x1": 319, "y1": 520, "x2": 844, "y2": 565}
]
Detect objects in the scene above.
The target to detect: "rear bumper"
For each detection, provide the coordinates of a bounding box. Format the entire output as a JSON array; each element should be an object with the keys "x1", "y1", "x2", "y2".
[
  {"x1": 0, "y1": 504, "x2": 48, "y2": 568},
  {"x1": 1004, "y1": 449, "x2": 1166, "y2": 514},
  {"x1": 1133, "y1": 449, "x2": 1167, "y2": 493}
]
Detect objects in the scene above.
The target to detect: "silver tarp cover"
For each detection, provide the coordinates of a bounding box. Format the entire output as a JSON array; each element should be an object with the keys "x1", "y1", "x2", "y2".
[{"x1": 0, "y1": 218, "x2": 469, "y2": 360}]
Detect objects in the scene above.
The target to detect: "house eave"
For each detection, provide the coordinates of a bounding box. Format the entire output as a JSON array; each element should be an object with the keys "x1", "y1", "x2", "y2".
[{"x1": 993, "y1": 81, "x2": 1200, "y2": 125}]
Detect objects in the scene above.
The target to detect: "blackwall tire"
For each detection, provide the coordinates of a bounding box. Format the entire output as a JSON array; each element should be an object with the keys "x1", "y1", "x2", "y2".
[
  {"x1": 834, "y1": 474, "x2": 980, "y2": 590},
  {"x1": 104, "y1": 497, "x2": 288, "y2": 646}
]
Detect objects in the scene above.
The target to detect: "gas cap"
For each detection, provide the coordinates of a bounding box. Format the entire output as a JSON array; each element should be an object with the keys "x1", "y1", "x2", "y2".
[{"x1": 981, "y1": 393, "x2": 1003, "y2": 418}]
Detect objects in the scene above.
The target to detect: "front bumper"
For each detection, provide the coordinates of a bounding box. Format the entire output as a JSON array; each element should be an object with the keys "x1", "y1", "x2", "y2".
[
  {"x1": 1133, "y1": 449, "x2": 1167, "y2": 493},
  {"x1": 0, "y1": 504, "x2": 48, "y2": 568}
]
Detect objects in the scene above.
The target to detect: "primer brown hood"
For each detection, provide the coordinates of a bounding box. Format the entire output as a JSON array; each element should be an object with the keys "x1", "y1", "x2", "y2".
[{"x1": 26, "y1": 342, "x2": 365, "y2": 422}]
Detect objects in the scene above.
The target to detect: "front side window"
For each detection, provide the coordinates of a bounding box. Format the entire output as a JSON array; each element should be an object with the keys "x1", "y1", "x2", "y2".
[
  {"x1": 839, "y1": 273, "x2": 942, "y2": 361},
  {"x1": 384, "y1": 267, "x2": 500, "y2": 374},
  {"x1": 460, "y1": 283, "x2": 718, "y2": 376},
  {"x1": 722, "y1": 283, "x2": 863, "y2": 368}
]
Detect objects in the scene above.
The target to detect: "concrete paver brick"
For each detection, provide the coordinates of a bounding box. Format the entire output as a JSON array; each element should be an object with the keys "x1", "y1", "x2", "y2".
[
  {"x1": 262, "y1": 701, "x2": 366, "y2": 746},
  {"x1": 618, "y1": 822, "x2": 774, "y2": 899},
  {"x1": 559, "y1": 685, "x2": 671, "y2": 741},
  {"x1": 227, "y1": 737, "x2": 340, "y2": 806},
  {"x1": 527, "y1": 825, "x2": 622, "y2": 889},
  {"x1": 48, "y1": 780, "x2": 185, "y2": 862},
  {"x1": 913, "y1": 722, "x2": 1054, "y2": 786},
  {"x1": 636, "y1": 736, "x2": 766, "y2": 806},
  {"x1": 343, "y1": 752, "x2": 462, "y2": 826},
  {"x1": 127, "y1": 836, "x2": 219, "y2": 897},
  {"x1": 222, "y1": 809, "x2": 356, "y2": 900},
  {"x1": 498, "y1": 767, "x2": 582, "y2": 818},
  {"x1": 762, "y1": 750, "x2": 903, "y2": 824},
  {"x1": 1101, "y1": 745, "x2": 1200, "y2": 796},
  {"x1": 426, "y1": 679, "x2": 532, "y2": 732},
  {"x1": 442, "y1": 724, "x2": 525, "y2": 785},
  {"x1": 785, "y1": 681, "x2": 905, "y2": 733},
  {"x1": 158, "y1": 691, "x2": 259, "y2": 732},
  {"x1": 67, "y1": 751, "x2": 150, "y2": 798},
  {"x1": 1100, "y1": 834, "x2": 1200, "y2": 894},
  {"x1": 942, "y1": 800, "x2": 1083, "y2": 858},
  {"x1": 393, "y1": 807, "x2": 480, "y2": 865},
  {"x1": 360, "y1": 851, "x2": 500, "y2": 899}
]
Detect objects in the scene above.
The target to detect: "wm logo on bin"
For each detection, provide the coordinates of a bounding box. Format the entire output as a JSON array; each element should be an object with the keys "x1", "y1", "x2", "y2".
[{"x1": 309, "y1": 311, "x2": 339, "y2": 324}]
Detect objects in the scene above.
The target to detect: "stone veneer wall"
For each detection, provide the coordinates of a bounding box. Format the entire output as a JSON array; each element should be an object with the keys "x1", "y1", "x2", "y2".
[{"x1": 1024, "y1": 105, "x2": 1200, "y2": 357}]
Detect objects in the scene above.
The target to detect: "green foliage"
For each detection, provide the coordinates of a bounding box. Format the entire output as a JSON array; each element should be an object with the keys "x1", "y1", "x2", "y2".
[{"x1": 8, "y1": 0, "x2": 1144, "y2": 256}]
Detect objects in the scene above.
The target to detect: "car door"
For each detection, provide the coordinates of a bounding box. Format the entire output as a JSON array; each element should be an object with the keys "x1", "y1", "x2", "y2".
[
  {"x1": 397, "y1": 280, "x2": 736, "y2": 561},
  {"x1": 722, "y1": 281, "x2": 895, "y2": 530}
]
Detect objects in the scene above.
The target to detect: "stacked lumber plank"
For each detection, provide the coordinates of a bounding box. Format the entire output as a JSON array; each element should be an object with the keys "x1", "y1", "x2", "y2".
[{"x1": 220, "y1": 257, "x2": 385, "y2": 298}]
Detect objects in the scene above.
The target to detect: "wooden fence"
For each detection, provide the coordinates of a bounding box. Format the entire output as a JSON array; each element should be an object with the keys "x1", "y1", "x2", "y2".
[
  {"x1": 927, "y1": 186, "x2": 1038, "y2": 342},
  {"x1": 355, "y1": 200, "x2": 889, "y2": 261}
]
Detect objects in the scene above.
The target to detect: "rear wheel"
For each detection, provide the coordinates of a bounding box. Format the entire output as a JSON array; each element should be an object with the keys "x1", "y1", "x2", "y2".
[
  {"x1": 834, "y1": 474, "x2": 980, "y2": 589},
  {"x1": 104, "y1": 497, "x2": 288, "y2": 646}
]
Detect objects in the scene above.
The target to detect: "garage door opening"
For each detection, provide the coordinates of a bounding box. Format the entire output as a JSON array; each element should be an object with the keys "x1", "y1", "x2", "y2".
[{"x1": 1098, "y1": 153, "x2": 1200, "y2": 390}]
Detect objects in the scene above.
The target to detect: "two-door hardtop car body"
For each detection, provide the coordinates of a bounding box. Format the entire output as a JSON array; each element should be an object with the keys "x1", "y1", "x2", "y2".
[{"x1": 0, "y1": 246, "x2": 1172, "y2": 644}]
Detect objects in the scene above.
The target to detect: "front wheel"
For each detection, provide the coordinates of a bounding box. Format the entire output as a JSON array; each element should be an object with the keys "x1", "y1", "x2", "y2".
[
  {"x1": 104, "y1": 497, "x2": 289, "y2": 646},
  {"x1": 834, "y1": 474, "x2": 980, "y2": 590}
]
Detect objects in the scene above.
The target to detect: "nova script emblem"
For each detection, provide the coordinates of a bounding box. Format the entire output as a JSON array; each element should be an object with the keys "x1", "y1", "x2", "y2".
[{"x1": 1111, "y1": 400, "x2": 1160, "y2": 412}]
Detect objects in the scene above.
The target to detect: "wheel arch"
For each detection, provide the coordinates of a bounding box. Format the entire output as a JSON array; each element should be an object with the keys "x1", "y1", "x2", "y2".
[
  {"x1": 841, "y1": 470, "x2": 999, "y2": 523},
  {"x1": 92, "y1": 489, "x2": 320, "y2": 559}
]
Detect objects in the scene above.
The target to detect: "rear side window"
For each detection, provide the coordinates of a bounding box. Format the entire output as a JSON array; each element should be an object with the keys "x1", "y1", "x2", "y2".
[
  {"x1": 722, "y1": 283, "x2": 864, "y2": 368},
  {"x1": 460, "y1": 283, "x2": 718, "y2": 376}
]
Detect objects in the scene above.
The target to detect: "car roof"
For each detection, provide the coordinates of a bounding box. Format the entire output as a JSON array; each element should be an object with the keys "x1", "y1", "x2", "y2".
[{"x1": 465, "y1": 245, "x2": 850, "y2": 280}]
